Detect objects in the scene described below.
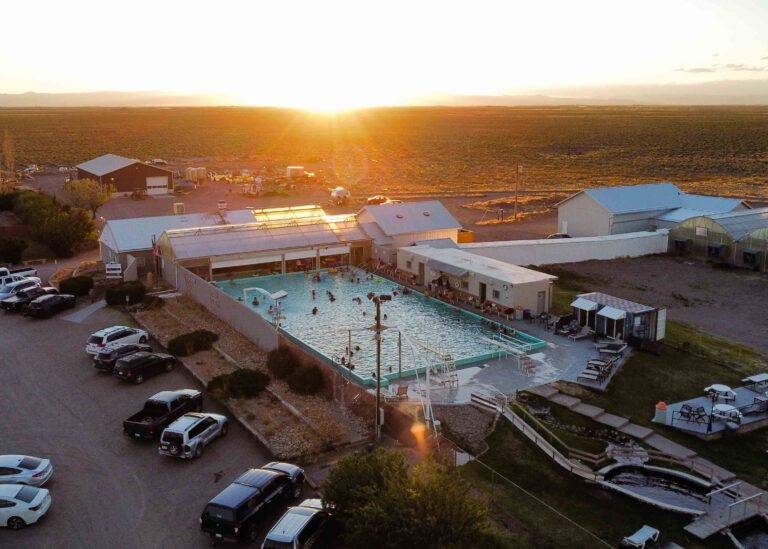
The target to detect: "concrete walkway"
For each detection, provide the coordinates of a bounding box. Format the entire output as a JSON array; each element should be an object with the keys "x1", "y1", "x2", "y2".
[{"x1": 62, "y1": 299, "x2": 107, "y2": 323}]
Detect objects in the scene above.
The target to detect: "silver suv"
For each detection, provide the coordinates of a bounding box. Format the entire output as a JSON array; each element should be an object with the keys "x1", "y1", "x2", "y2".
[
  {"x1": 261, "y1": 499, "x2": 333, "y2": 549},
  {"x1": 158, "y1": 413, "x2": 228, "y2": 459}
]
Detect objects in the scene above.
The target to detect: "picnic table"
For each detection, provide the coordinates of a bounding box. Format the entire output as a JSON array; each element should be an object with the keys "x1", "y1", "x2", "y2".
[
  {"x1": 705, "y1": 384, "x2": 736, "y2": 402},
  {"x1": 712, "y1": 404, "x2": 742, "y2": 422}
]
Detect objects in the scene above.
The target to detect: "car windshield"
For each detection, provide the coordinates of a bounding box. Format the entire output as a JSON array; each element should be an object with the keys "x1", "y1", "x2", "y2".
[
  {"x1": 18, "y1": 457, "x2": 41, "y2": 470},
  {"x1": 88, "y1": 335, "x2": 103, "y2": 344},
  {"x1": 15, "y1": 485, "x2": 40, "y2": 503},
  {"x1": 204, "y1": 504, "x2": 235, "y2": 522},
  {"x1": 262, "y1": 541, "x2": 294, "y2": 549},
  {"x1": 162, "y1": 432, "x2": 183, "y2": 444}
]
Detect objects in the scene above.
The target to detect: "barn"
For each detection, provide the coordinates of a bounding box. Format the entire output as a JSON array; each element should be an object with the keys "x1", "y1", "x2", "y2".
[
  {"x1": 669, "y1": 207, "x2": 768, "y2": 272},
  {"x1": 556, "y1": 183, "x2": 748, "y2": 237},
  {"x1": 356, "y1": 200, "x2": 462, "y2": 264},
  {"x1": 76, "y1": 153, "x2": 174, "y2": 196}
]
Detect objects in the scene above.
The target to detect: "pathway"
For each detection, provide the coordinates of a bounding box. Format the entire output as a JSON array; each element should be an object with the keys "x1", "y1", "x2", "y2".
[
  {"x1": 62, "y1": 299, "x2": 107, "y2": 323},
  {"x1": 523, "y1": 383, "x2": 768, "y2": 539}
]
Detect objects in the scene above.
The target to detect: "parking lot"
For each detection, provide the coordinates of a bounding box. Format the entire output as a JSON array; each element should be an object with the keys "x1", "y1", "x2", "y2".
[{"x1": 0, "y1": 304, "x2": 299, "y2": 548}]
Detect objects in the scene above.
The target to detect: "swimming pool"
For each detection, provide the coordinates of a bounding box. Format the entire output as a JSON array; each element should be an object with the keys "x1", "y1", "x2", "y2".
[{"x1": 220, "y1": 268, "x2": 545, "y2": 381}]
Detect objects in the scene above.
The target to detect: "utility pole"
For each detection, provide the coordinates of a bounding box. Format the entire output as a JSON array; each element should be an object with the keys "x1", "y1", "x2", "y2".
[{"x1": 369, "y1": 293, "x2": 392, "y2": 442}]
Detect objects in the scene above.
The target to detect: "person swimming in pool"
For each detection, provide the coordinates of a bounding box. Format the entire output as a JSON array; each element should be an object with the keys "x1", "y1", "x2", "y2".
[
  {"x1": 252, "y1": 297, "x2": 260, "y2": 306},
  {"x1": 268, "y1": 305, "x2": 274, "y2": 315},
  {"x1": 312, "y1": 306, "x2": 318, "y2": 315}
]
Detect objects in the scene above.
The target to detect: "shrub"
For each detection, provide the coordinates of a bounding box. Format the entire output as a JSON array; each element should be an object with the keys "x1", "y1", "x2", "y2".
[
  {"x1": 0, "y1": 238, "x2": 27, "y2": 264},
  {"x1": 105, "y1": 280, "x2": 146, "y2": 305},
  {"x1": 167, "y1": 329, "x2": 218, "y2": 356},
  {"x1": 141, "y1": 295, "x2": 166, "y2": 310},
  {"x1": 208, "y1": 368, "x2": 270, "y2": 399},
  {"x1": 287, "y1": 364, "x2": 325, "y2": 395},
  {"x1": 0, "y1": 191, "x2": 19, "y2": 211},
  {"x1": 59, "y1": 275, "x2": 94, "y2": 297},
  {"x1": 267, "y1": 346, "x2": 300, "y2": 379}
]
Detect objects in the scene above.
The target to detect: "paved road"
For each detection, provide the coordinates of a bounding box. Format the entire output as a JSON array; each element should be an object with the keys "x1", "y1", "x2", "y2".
[{"x1": 0, "y1": 304, "x2": 290, "y2": 548}]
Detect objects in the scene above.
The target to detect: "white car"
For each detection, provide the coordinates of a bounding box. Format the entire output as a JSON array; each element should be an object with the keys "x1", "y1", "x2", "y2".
[
  {"x1": 159, "y1": 413, "x2": 228, "y2": 459},
  {"x1": 0, "y1": 456, "x2": 53, "y2": 487},
  {"x1": 0, "y1": 484, "x2": 51, "y2": 529},
  {"x1": 0, "y1": 278, "x2": 40, "y2": 300},
  {"x1": 86, "y1": 325, "x2": 148, "y2": 355}
]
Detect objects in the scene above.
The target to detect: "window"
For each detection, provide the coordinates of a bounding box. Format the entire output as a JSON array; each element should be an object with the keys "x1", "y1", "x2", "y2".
[
  {"x1": 203, "y1": 417, "x2": 217, "y2": 428},
  {"x1": 189, "y1": 422, "x2": 206, "y2": 439},
  {"x1": 298, "y1": 514, "x2": 325, "y2": 543},
  {"x1": 743, "y1": 251, "x2": 758, "y2": 265},
  {"x1": 0, "y1": 499, "x2": 16, "y2": 508},
  {"x1": 406, "y1": 260, "x2": 412, "y2": 269},
  {"x1": 460, "y1": 281, "x2": 469, "y2": 290},
  {"x1": 695, "y1": 227, "x2": 708, "y2": 237},
  {"x1": 0, "y1": 467, "x2": 15, "y2": 476},
  {"x1": 492, "y1": 290, "x2": 500, "y2": 299}
]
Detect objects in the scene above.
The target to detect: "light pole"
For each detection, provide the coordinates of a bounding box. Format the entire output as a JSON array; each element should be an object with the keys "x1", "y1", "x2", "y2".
[{"x1": 368, "y1": 293, "x2": 391, "y2": 442}]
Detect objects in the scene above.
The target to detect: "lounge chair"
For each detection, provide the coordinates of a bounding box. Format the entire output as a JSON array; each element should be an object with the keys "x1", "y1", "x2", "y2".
[
  {"x1": 621, "y1": 525, "x2": 659, "y2": 548},
  {"x1": 568, "y1": 325, "x2": 593, "y2": 341},
  {"x1": 598, "y1": 343, "x2": 628, "y2": 357},
  {"x1": 385, "y1": 384, "x2": 408, "y2": 401}
]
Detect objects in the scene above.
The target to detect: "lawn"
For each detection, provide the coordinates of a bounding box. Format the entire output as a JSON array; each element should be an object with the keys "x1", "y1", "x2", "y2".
[{"x1": 462, "y1": 421, "x2": 732, "y2": 549}]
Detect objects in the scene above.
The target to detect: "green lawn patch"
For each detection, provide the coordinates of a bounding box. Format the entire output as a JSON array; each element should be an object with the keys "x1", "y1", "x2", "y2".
[{"x1": 463, "y1": 421, "x2": 731, "y2": 548}]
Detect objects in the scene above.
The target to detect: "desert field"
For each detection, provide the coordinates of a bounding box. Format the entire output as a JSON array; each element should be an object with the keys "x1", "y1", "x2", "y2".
[{"x1": 2, "y1": 106, "x2": 767, "y2": 197}]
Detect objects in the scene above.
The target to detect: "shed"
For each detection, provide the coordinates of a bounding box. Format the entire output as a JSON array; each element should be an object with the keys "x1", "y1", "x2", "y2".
[
  {"x1": 77, "y1": 153, "x2": 174, "y2": 195},
  {"x1": 556, "y1": 182, "x2": 748, "y2": 237},
  {"x1": 397, "y1": 245, "x2": 556, "y2": 315},
  {"x1": 574, "y1": 292, "x2": 665, "y2": 341},
  {"x1": 669, "y1": 207, "x2": 768, "y2": 272}
]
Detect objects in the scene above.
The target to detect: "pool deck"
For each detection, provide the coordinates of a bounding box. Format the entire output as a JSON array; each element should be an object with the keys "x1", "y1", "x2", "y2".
[{"x1": 387, "y1": 313, "x2": 604, "y2": 404}]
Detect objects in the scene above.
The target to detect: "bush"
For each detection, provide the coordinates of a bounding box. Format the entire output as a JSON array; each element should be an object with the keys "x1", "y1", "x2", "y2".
[
  {"x1": 208, "y1": 368, "x2": 270, "y2": 399},
  {"x1": 58, "y1": 275, "x2": 94, "y2": 297},
  {"x1": 141, "y1": 295, "x2": 166, "y2": 310},
  {"x1": 105, "y1": 280, "x2": 146, "y2": 305},
  {"x1": 167, "y1": 329, "x2": 219, "y2": 356},
  {"x1": 267, "y1": 346, "x2": 300, "y2": 379},
  {"x1": 287, "y1": 364, "x2": 325, "y2": 395},
  {"x1": 0, "y1": 238, "x2": 27, "y2": 264}
]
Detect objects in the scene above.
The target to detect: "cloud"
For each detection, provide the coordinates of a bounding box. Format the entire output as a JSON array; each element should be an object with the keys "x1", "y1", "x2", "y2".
[
  {"x1": 675, "y1": 67, "x2": 716, "y2": 73},
  {"x1": 762, "y1": 56, "x2": 768, "y2": 60},
  {"x1": 734, "y1": 66, "x2": 766, "y2": 72},
  {"x1": 724, "y1": 63, "x2": 746, "y2": 69},
  {"x1": 712, "y1": 53, "x2": 719, "y2": 57}
]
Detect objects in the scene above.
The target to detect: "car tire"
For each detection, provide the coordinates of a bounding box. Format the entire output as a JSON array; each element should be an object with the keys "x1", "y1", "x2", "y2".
[
  {"x1": 291, "y1": 482, "x2": 304, "y2": 500},
  {"x1": 165, "y1": 361, "x2": 174, "y2": 372},
  {"x1": 134, "y1": 374, "x2": 144, "y2": 384},
  {"x1": 139, "y1": 336, "x2": 148, "y2": 343},
  {"x1": 7, "y1": 516, "x2": 26, "y2": 529},
  {"x1": 246, "y1": 524, "x2": 258, "y2": 543},
  {"x1": 220, "y1": 423, "x2": 228, "y2": 438}
]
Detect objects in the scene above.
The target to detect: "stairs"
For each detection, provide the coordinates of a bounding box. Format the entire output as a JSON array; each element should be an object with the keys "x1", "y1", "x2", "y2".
[{"x1": 442, "y1": 354, "x2": 459, "y2": 390}]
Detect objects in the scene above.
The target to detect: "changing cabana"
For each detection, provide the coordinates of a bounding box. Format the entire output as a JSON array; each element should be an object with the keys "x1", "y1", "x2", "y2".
[
  {"x1": 571, "y1": 297, "x2": 598, "y2": 329},
  {"x1": 575, "y1": 292, "x2": 666, "y2": 342},
  {"x1": 597, "y1": 306, "x2": 626, "y2": 339}
]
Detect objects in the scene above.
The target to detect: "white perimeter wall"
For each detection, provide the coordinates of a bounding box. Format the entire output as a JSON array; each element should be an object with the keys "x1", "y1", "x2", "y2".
[{"x1": 460, "y1": 230, "x2": 669, "y2": 266}]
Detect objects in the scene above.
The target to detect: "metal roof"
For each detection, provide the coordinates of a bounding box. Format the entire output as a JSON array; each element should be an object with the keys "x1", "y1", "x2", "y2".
[
  {"x1": 562, "y1": 183, "x2": 744, "y2": 216},
  {"x1": 415, "y1": 238, "x2": 459, "y2": 249},
  {"x1": 359, "y1": 200, "x2": 461, "y2": 236},
  {"x1": 597, "y1": 305, "x2": 627, "y2": 320},
  {"x1": 163, "y1": 215, "x2": 368, "y2": 260},
  {"x1": 359, "y1": 222, "x2": 393, "y2": 245},
  {"x1": 577, "y1": 292, "x2": 655, "y2": 313},
  {"x1": 571, "y1": 297, "x2": 598, "y2": 311},
  {"x1": 405, "y1": 246, "x2": 556, "y2": 284},
  {"x1": 251, "y1": 205, "x2": 326, "y2": 223},
  {"x1": 706, "y1": 207, "x2": 768, "y2": 241},
  {"x1": 100, "y1": 210, "x2": 256, "y2": 253},
  {"x1": 76, "y1": 153, "x2": 139, "y2": 176}
]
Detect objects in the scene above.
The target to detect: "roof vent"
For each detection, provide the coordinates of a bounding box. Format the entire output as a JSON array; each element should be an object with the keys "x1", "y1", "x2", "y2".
[
  {"x1": 423, "y1": 211, "x2": 431, "y2": 216},
  {"x1": 396, "y1": 214, "x2": 404, "y2": 219}
]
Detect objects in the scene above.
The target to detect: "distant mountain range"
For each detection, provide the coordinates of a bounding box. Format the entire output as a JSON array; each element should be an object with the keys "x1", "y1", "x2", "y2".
[{"x1": 1, "y1": 79, "x2": 767, "y2": 107}]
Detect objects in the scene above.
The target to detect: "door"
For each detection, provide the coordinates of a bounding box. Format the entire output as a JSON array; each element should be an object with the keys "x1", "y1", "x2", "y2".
[
  {"x1": 418, "y1": 262, "x2": 425, "y2": 285},
  {"x1": 202, "y1": 417, "x2": 218, "y2": 444},
  {"x1": 561, "y1": 220, "x2": 568, "y2": 234},
  {"x1": 479, "y1": 283, "x2": 487, "y2": 304},
  {"x1": 146, "y1": 176, "x2": 169, "y2": 195},
  {"x1": 537, "y1": 291, "x2": 546, "y2": 314}
]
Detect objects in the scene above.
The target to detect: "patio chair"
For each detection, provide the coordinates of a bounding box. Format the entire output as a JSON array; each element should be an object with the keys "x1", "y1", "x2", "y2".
[
  {"x1": 385, "y1": 384, "x2": 408, "y2": 401},
  {"x1": 599, "y1": 343, "x2": 628, "y2": 357},
  {"x1": 677, "y1": 404, "x2": 693, "y2": 421},
  {"x1": 692, "y1": 406, "x2": 708, "y2": 423},
  {"x1": 568, "y1": 325, "x2": 593, "y2": 341},
  {"x1": 621, "y1": 525, "x2": 660, "y2": 548}
]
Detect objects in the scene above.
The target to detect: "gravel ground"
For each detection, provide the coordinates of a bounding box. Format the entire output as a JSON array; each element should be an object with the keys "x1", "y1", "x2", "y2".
[
  {"x1": 433, "y1": 404, "x2": 497, "y2": 455},
  {"x1": 553, "y1": 255, "x2": 768, "y2": 356}
]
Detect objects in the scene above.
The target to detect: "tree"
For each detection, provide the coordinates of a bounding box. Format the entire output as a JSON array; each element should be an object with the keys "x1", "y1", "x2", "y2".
[
  {"x1": 64, "y1": 178, "x2": 115, "y2": 218},
  {"x1": 32, "y1": 208, "x2": 96, "y2": 257},
  {"x1": 322, "y1": 449, "x2": 494, "y2": 549},
  {"x1": 1, "y1": 130, "x2": 15, "y2": 191}
]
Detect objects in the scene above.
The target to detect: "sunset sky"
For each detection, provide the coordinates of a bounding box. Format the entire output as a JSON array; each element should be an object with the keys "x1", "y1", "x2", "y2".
[{"x1": 2, "y1": 0, "x2": 767, "y2": 109}]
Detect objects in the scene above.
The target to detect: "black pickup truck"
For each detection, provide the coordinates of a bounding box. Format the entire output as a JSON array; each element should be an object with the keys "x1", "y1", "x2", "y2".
[
  {"x1": 123, "y1": 389, "x2": 203, "y2": 439},
  {"x1": 1, "y1": 286, "x2": 57, "y2": 312}
]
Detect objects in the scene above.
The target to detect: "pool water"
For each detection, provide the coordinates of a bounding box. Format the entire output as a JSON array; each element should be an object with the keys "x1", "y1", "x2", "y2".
[{"x1": 220, "y1": 268, "x2": 543, "y2": 379}]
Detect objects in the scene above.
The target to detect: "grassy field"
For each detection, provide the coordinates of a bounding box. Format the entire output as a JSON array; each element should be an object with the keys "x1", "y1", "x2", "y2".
[{"x1": 2, "y1": 106, "x2": 767, "y2": 195}]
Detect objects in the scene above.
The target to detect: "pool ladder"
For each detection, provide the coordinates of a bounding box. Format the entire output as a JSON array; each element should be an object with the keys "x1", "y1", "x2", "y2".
[{"x1": 442, "y1": 355, "x2": 459, "y2": 390}]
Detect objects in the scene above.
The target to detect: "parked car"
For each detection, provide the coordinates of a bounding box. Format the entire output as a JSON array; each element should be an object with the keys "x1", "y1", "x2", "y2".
[
  {"x1": 86, "y1": 325, "x2": 148, "y2": 355},
  {"x1": 0, "y1": 455, "x2": 53, "y2": 487},
  {"x1": 94, "y1": 342, "x2": 152, "y2": 372},
  {"x1": 201, "y1": 463, "x2": 306, "y2": 543},
  {"x1": 159, "y1": 412, "x2": 228, "y2": 459},
  {"x1": 0, "y1": 287, "x2": 57, "y2": 313},
  {"x1": 0, "y1": 266, "x2": 38, "y2": 279},
  {"x1": 0, "y1": 485, "x2": 51, "y2": 530},
  {"x1": 0, "y1": 275, "x2": 40, "y2": 295},
  {"x1": 546, "y1": 232, "x2": 572, "y2": 239},
  {"x1": 366, "y1": 195, "x2": 389, "y2": 205},
  {"x1": 24, "y1": 294, "x2": 76, "y2": 318},
  {"x1": 261, "y1": 498, "x2": 334, "y2": 549},
  {"x1": 123, "y1": 389, "x2": 203, "y2": 439},
  {"x1": 0, "y1": 279, "x2": 40, "y2": 300},
  {"x1": 113, "y1": 352, "x2": 176, "y2": 384}
]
